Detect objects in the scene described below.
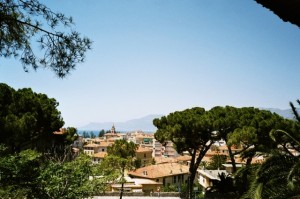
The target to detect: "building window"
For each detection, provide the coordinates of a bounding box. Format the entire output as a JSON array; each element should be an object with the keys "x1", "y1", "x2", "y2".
[
  {"x1": 173, "y1": 176, "x2": 176, "y2": 183},
  {"x1": 144, "y1": 153, "x2": 146, "y2": 158}
]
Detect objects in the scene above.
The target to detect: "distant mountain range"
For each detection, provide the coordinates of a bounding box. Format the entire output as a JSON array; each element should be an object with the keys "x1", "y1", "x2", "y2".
[
  {"x1": 79, "y1": 114, "x2": 163, "y2": 132},
  {"x1": 262, "y1": 108, "x2": 298, "y2": 120},
  {"x1": 79, "y1": 108, "x2": 299, "y2": 132}
]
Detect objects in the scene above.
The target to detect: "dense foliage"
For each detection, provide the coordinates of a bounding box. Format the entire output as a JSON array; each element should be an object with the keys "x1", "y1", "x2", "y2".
[
  {"x1": 239, "y1": 100, "x2": 300, "y2": 199},
  {"x1": 154, "y1": 107, "x2": 219, "y2": 199},
  {"x1": 38, "y1": 153, "x2": 96, "y2": 199},
  {"x1": 104, "y1": 140, "x2": 138, "y2": 199},
  {"x1": 208, "y1": 106, "x2": 288, "y2": 172},
  {"x1": 1, "y1": 81, "x2": 299, "y2": 198},
  {"x1": 0, "y1": 83, "x2": 65, "y2": 153},
  {"x1": 0, "y1": 84, "x2": 103, "y2": 198},
  {"x1": 154, "y1": 106, "x2": 296, "y2": 199},
  {"x1": 0, "y1": 148, "x2": 41, "y2": 198},
  {"x1": 206, "y1": 154, "x2": 227, "y2": 170},
  {"x1": 0, "y1": 146, "x2": 102, "y2": 199}
]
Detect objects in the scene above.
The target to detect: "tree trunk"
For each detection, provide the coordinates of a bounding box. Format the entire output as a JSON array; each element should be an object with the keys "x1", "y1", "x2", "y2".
[
  {"x1": 246, "y1": 157, "x2": 252, "y2": 166},
  {"x1": 189, "y1": 170, "x2": 196, "y2": 199},
  {"x1": 120, "y1": 166, "x2": 125, "y2": 199},
  {"x1": 227, "y1": 146, "x2": 237, "y2": 173},
  {"x1": 186, "y1": 150, "x2": 196, "y2": 199},
  {"x1": 120, "y1": 182, "x2": 124, "y2": 199},
  {"x1": 186, "y1": 143, "x2": 213, "y2": 199}
]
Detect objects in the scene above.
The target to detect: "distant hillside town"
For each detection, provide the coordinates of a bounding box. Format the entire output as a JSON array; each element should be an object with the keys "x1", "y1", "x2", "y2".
[{"x1": 68, "y1": 123, "x2": 293, "y2": 195}]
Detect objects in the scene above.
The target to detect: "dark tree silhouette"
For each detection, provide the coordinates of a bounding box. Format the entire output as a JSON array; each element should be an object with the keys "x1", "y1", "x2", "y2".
[
  {"x1": 154, "y1": 107, "x2": 219, "y2": 199},
  {"x1": 0, "y1": 83, "x2": 64, "y2": 153},
  {"x1": 255, "y1": 0, "x2": 300, "y2": 28},
  {"x1": 0, "y1": 0, "x2": 92, "y2": 77}
]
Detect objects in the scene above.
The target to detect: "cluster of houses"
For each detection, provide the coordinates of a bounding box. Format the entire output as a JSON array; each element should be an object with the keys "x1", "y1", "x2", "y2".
[{"x1": 70, "y1": 125, "x2": 274, "y2": 194}]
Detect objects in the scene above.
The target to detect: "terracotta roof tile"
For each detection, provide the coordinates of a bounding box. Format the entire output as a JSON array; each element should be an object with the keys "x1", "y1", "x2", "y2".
[
  {"x1": 99, "y1": 142, "x2": 113, "y2": 147},
  {"x1": 154, "y1": 157, "x2": 177, "y2": 164},
  {"x1": 93, "y1": 152, "x2": 107, "y2": 158},
  {"x1": 84, "y1": 143, "x2": 100, "y2": 148},
  {"x1": 128, "y1": 163, "x2": 189, "y2": 179},
  {"x1": 136, "y1": 147, "x2": 152, "y2": 153},
  {"x1": 175, "y1": 155, "x2": 192, "y2": 162}
]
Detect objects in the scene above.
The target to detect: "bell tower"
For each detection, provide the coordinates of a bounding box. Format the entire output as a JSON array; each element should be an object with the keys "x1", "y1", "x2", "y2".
[{"x1": 111, "y1": 124, "x2": 116, "y2": 134}]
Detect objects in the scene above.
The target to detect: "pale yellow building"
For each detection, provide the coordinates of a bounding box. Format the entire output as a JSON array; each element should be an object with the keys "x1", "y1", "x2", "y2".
[
  {"x1": 135, "y1": 146, "x2": 153, "y2": 167},
  {"x1": 128, "y1": 162, "x2": 189, "y2": 188},
  {"x1": 98, "y1": 141, "x2": 113, "y2": 152},
  {"x1": 83, "y1": 143, "x2": 100, "y2": 155},
  {"x1": 110, "y1": 177, "x2": 162, "y2": 194},
  {"x1": 92, "y1": 152, "x2": 107, "y2": 164},
  {"x1": 83, "y1": 141, "x2": 113, "y2": 157}
]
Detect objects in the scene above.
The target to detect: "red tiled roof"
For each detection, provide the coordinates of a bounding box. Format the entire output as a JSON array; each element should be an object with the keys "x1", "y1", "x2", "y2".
[
  {"x1": 93, "y1": 152, "x2": 107, "y2": 158},
  {"x1": 136, "y1": 147, "x2": 152, "y2": 153},
  {"x1": 84, "y1": 143, "x2": 100, "y2": 148},
  {"x1": 175, "y1": 155, "x2": 192, "y2": 162},
  {"x1": 128, "y1": 163, "x2": 189, "y2": 179},
  {"x1": 99, "y1": 142, "x2": 113, "y2": 147},
  {"x1": 154, "y1": 157, "x2": 177, "y2": 164}
]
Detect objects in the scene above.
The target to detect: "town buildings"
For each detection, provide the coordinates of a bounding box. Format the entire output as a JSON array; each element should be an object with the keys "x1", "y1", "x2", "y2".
[
  {"x1": 128, "y1": 162, "x2": 189, "y2": 189},
  {"x1": 135, "y1": 146, "x2": 153, "y2": 167},
  {"x1": 110, "y1": 177, "x2": 162, "y2": 193},
  {"x1": 76, "y1": 125, "x2": 267, "y2": 195},
  {"x1": 197, "y1": 169, "x2": 229, "y2": 190}
]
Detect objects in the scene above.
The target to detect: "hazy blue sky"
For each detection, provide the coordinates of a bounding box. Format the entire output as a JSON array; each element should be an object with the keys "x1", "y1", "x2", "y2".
[{"x1": 1, "y1": 0, "x2": 300, "y2": 127}]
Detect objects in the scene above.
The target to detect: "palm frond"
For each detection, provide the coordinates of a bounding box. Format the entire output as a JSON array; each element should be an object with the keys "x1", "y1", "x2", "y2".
[
  {"x1": 242, "y1": 153, "x2": 298, "y2": 199},
  {"x1": 287, "y1": 160, "x2": 300, "y2": 191},
  {"x1": 290, "y1": 101, "x2": 300, "y2": 122}
]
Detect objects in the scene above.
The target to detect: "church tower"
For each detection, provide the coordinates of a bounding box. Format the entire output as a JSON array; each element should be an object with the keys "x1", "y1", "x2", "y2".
[{"x1": 111, "y1": 124, "x2": 116, "y2": 134}]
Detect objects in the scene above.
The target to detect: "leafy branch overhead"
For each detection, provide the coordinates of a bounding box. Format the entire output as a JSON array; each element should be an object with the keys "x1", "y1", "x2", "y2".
[{"x1": 0, "y1": 0, "x2": 92, "y2": 77}]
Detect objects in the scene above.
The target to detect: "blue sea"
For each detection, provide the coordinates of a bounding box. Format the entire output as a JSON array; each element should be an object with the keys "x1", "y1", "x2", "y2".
[{"x1": 77, "y1": 130, "x2": 101, "y2": 136}]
